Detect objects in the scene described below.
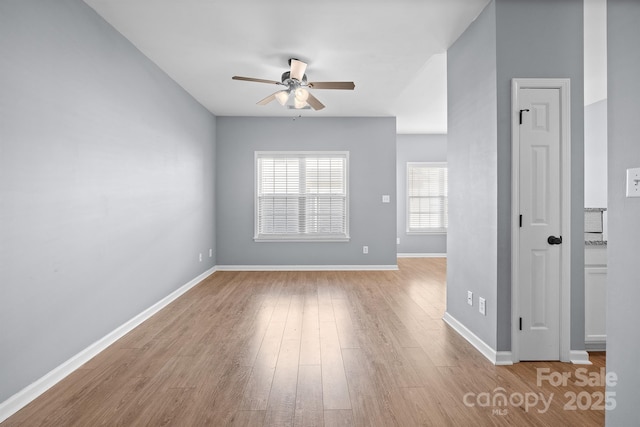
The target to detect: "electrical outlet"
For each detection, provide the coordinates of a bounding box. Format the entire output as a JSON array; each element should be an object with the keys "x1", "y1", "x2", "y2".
[
  {"x1": 209, "y1": 248, "x2": 213, "y2": 257},
  {"x1": 199, "y1": 253, "x2": 203, "y2": 262},
  {"x1": 479, "y1": 297, "x2": 486, "y2": 315},
  {"x1": 626, "y1": 168, "x2": 640, "y2": 198},
  {"x1": 382, "y1": 195, "x2": 390, "y2": 203},
  {"x1": 467, "y1": 291, "x2": 473, "y2": 306},
  {"x1": 363, "y1": 246, "x2": 369, "y2": 254},
  {"x1": 397, "y1": 237, "x2": 400, "y2": 245}
]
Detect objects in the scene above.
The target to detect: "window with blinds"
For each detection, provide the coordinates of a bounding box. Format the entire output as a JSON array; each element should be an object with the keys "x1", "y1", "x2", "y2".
[
  {"x1": 255, "y1": 151, "x2": 349, "y2": 241},
  {"x1": 407, "y1": 162, "x2": 448, "y2": 233}
]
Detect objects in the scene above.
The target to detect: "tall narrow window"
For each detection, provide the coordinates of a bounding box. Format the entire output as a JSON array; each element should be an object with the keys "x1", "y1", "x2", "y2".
[
  {"x1": 407, "y1": 162, "x2": 448, "y2": 233},
  {"x1": 255, "y1": 151, "x2": 349, "y2": 241}
]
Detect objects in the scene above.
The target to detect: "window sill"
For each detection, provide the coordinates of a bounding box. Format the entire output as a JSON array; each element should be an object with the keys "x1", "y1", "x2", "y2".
[
  {"x1": 406, "y1": 230, "x2": 447, "y2": 235},
  {"x1": 254, "y1": 236, "x2": 350, "y2": 243}
]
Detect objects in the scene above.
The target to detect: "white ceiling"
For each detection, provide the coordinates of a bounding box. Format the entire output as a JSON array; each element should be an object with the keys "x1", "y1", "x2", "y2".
[{"x1": 83, "y1": 0, "x2": 491, "y2": 134}]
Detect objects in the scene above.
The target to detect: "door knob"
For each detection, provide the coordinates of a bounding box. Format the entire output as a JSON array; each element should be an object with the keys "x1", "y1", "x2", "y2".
[{"x1": 547, "y1": 235, "x2": 563, "y2": 245}]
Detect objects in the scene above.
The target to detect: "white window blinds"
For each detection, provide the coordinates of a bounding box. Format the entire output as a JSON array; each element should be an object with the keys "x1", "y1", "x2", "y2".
[
  {"x1": 255, "y1": 152, "x2": 349, "y2": 241},
  {"x1": 407, "y1": 162, "x2": 448, "y2": 233}
]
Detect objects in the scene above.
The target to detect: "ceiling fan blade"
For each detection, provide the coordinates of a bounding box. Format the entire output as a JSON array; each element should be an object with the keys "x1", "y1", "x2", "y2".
[
  {"x1": 305, "y1": 92, "x2": 325, "y2": 111},
  {"x1": 308, "y1": 81, "x2": 355, "y2": 90},
  {"x1": 256, "y1": 92, "x2": 278, "y2": 105},
  {"x1": 232, "y1": 76, "x2": 281, "y2": 85},
  {"x1": 290, "y1": 59, "x2": 307, "y2": 81}
]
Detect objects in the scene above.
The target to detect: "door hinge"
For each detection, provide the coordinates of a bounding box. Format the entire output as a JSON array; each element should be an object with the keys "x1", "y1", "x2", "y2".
[
  {"x1": 519, "y1": 214, "x2": 522, "y2": 228},
  {"x1": 519, "y1": 109, "x2": 530, "y2": 125},
  {"x1": 519, "y1": 317, "x2": 522, "y2": 331}
]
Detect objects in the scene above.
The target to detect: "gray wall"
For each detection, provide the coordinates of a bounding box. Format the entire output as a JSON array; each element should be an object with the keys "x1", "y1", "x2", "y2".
[
  {"x1": 216, "y1": 117, "x2": 397, "y2": 267},
  {"x1": 606, "y1": 1, "x2": 640, "y2": 424},
  {"x1": 447, "y1": 0, "x2": 499, "y2": 349},
  {"x1": 396, "y1": 134, "x2": 447, "y2": 255},
  {"x1": 447, "y1": 0, "x2": 584, "y2": 352},
  {"x1": 0, "y1": 0, "x2": 216, "y2": 403},
  {"x1": 495, "y1": 0, "x2": 585, "y2": 351}
]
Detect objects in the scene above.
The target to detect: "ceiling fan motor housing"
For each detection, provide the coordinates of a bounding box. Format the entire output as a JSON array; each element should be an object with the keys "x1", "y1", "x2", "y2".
[{"x1": 281, "y1": 71, "x2": 307, "y2": 85}]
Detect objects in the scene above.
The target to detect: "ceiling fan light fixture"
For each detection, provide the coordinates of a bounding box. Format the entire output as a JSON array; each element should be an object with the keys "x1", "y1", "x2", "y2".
[
  {"x1": 294, "y1": 87, "x2": 309, "y2": 102},
  {"x1": 294, "y1": 98, "x2": 307, "y2": 109},
  {"x1": 275, "y1": 90, "x2": 290, "y2": 106}
]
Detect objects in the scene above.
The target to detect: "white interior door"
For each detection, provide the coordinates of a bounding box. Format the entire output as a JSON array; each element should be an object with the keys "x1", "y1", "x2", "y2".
[{"x1": 517, "y1": 87, "x2": 562, "y2": 361}]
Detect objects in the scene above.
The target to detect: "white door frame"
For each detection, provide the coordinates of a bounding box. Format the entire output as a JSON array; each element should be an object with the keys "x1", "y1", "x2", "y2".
[{"x1": 511, "y1": 78, "x2": 571, "y2": 363}]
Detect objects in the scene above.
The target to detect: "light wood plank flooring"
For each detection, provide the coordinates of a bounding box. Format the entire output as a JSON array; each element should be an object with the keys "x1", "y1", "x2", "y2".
[{"x1": 2, "y1": 258, "x2": 605, "y2": 426}]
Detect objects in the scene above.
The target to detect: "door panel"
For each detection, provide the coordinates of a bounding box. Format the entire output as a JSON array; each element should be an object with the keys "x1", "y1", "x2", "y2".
[
  {"x1": 531, "y1": 145, "x2": 549, "y2": 223},
  {"x1": 530, "y1": 250, "x2": 548, "y2": 327}
]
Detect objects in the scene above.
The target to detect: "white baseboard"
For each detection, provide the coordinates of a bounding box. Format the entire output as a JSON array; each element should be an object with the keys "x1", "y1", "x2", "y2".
[
  {"x1": 442, "y1": 312, "x2": 513, "y2": 365},
  {"x1": 0, "y1": 267, "x2": 217, "y2": 423},
  {"x1": 495, "y1": 351, "x2": 514, "y2": 365},
  {"x1": 397, "y1": 253, "x2": 447, "y2": 258},
  {"x1": 442, "y1": 312, "x2": 593, "y2": 366},
  {"x1": 570, "y1": 350, "x2": 593, "y2": 365},
  {"x1": 585, "y1": 341, "x2": 606, "y2": 352},
  {"x1": 215, "y1": 265, "x2": 399, "y2": 271}
]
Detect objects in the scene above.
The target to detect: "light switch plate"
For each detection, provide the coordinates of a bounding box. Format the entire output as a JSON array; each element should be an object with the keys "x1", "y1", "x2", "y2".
[{"x1": 627, "y1": 168, "x2": 640, "y2": 198}]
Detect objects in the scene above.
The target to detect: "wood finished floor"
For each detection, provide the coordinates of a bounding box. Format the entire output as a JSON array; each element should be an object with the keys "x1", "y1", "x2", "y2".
[{"x1": 3, "y1": 258, "x2": 605, "y2": 426}]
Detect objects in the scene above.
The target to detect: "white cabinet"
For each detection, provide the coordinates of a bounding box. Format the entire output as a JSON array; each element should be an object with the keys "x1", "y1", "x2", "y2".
[{"x1": 585, "y1": 245, "x2": 607, "y2": 350}]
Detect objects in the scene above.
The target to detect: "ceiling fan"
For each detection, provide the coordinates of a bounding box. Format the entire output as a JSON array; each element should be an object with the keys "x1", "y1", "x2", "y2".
[{"x1": 232, "y1": 58, "x2": 355, "y2": 111}]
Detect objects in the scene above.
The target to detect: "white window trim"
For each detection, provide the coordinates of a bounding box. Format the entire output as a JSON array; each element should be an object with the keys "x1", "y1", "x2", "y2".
[
  {"x1": 254, "y1": 151, "x2": 350, "y2": 242},
  {"x1": 406, "y1": 162, "x2": 448, "y2": 234}
]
